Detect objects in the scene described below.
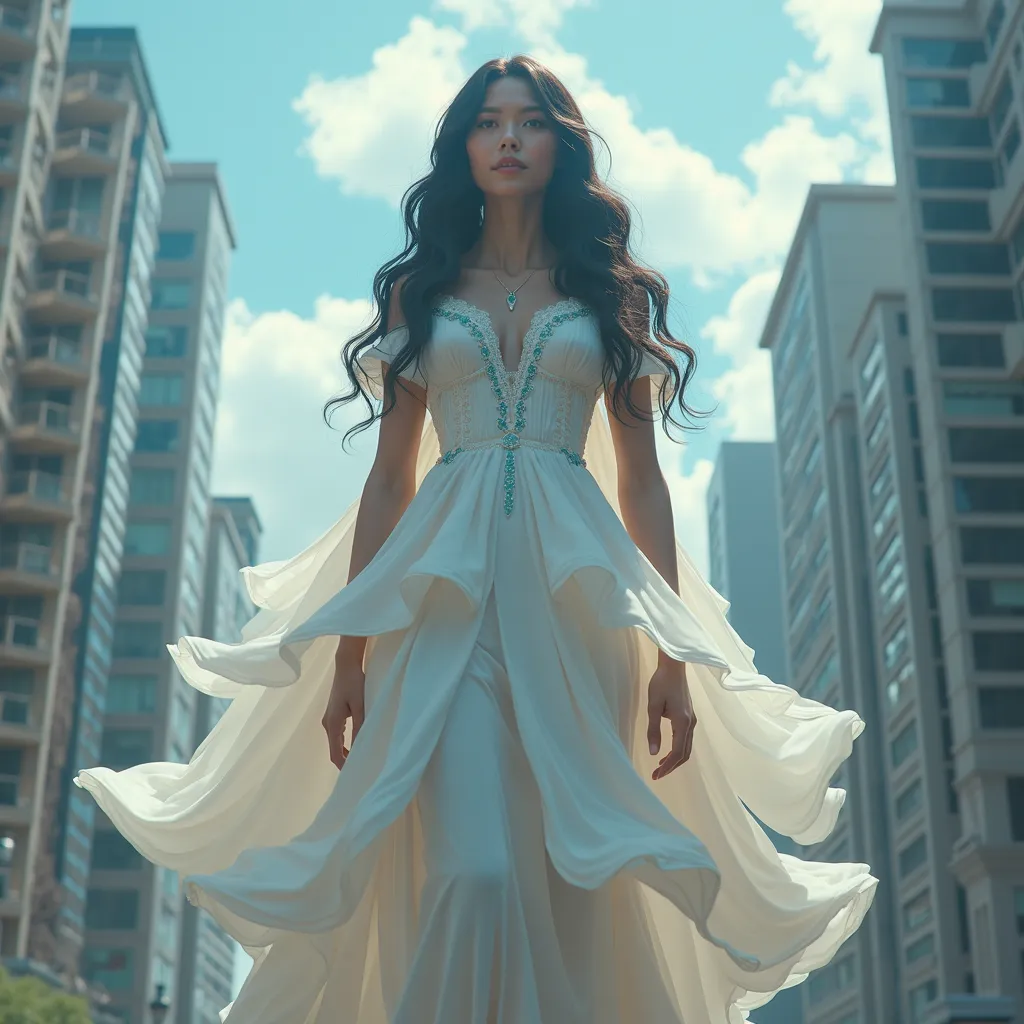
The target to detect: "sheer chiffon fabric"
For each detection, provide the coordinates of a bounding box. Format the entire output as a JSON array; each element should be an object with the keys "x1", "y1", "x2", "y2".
[{"x1": 75, "y1": 298, "x2": 877, "y2": 1023}]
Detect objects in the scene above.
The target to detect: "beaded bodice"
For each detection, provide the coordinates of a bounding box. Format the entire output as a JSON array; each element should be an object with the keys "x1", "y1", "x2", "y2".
[{"x1": 421, "y1": 296, "x2": 604, "y2": 514}]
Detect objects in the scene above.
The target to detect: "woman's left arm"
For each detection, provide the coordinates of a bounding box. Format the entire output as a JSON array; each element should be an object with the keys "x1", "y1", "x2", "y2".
[{"x1": 603, "y1": 378, "x2": 697, "y2": 780}]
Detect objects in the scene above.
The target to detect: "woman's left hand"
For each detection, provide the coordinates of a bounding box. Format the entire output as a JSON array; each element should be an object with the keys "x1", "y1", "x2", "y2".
[{"x1": 646, "y1": 660, "x2": 696, "y2": 781}]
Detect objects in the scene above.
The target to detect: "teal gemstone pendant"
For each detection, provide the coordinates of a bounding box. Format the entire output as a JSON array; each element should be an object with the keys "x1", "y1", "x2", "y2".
[{"x1": 506, "y1": 291, "x2": 517, "y2": 311}]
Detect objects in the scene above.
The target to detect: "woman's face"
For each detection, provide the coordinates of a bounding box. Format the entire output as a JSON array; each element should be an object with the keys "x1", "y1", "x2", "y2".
[{"x1": 465, "y1": 75, "x2": 557, "y2": 199}]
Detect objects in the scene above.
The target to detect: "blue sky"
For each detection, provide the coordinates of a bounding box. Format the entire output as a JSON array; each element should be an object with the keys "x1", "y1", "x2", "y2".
[{"x1": 73, "y1": 0, "x2": 890, "y2": 999}]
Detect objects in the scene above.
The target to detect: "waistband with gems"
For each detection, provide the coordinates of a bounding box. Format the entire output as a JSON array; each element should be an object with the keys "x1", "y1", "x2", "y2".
[{"x1": 434, "y1": 434, "x2": 587, "y2": 516}]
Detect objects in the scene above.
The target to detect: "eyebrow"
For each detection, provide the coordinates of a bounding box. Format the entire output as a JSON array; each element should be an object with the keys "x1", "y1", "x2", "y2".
[{"x1": 477, "y1": 105, "x2": 545, "y2": 114}]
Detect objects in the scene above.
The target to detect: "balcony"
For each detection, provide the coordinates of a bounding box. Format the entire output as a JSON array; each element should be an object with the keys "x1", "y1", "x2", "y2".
[
  {"x1": 25, "y1": 269, "x2": 99, "y2": 324},
  {"x1": 0, "y1": 693, "x2": 39, "y2": 744},
  {"x1": 51, "y1": 126, "x2": 115, "y2": 177},
  {"x1": 21, "y1": 333, "x2": 89, "y2": 386},
  {"x1": 0, "y1": 615, "x2": 50, "y2": 667},
  {"x1": 0, "y1": 7, "x2": 34, "y2": 61},
  {"x1": 12, "y1": 401, "x2": 81, "y2": 452},
  {"x1": 41, "y1": 207, "x2": 105, "y2": 260},
  {"x1": 0, "y1": 543, "x2": 58, "y2": 595},
  {"x1": 1, "y1": 470, "x2": 73, "y2": 521},
  {"x1": 60, "y1": 70, "x2": 128, "y2": 122},
  {"x1": 0, "y1": 76, "x2": 26, "y2": 124}
]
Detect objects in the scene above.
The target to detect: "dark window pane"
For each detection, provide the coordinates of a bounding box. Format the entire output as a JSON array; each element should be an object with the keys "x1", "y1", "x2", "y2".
[
  {"x1": 949, "y1": 428, "x2": 1024, "y2": 463},
  {"x1": 907, "y1": 77, "x2": 971, "y2": 108},
  {"x1": 902, "y1": 38, "x2": 987, "y2": 69},
  {"x1": 979, "y1": 686, "x2": 1024, "y2": 727},
  {"x1": 922, "y1": 199, "x2": 991, "y2": 231},
  {"x1": 937, "y1": 333, "x2": 1005, "y2": 367},
  {"x1": 1008, "y1": 777, "x2": 1024, "y2": 840},
  {"x1": 955, "y1": 477, "x2": 1024, "y2": 513},
  {"x1": 967, "y1": 578, "x2": 1024, "y2": 616},
  {"x1": 156, "y1": 231, "x2": 195, "y2": 261},
  {"x1": 128, "y1": 468, "x2": 175, "y2": 506},
  {"x1": 917, "y1": 157, "x2": 997, "y2": 189},
  {"x1": 892, "y1": 720, "x2": 919, "y2": 767},
  {"x1": 85, "y1": 888, "x2": 139, "y2": 930},
  {"x1": 912, "y1": 116, "x2": 992, "y2": 148},
  {"x1": 932, "y1": 288, "x2": 1017, "y2": 322},
  {"x1": 992, "y1": 75, "x2": 1014, "y2": 132},
  {"x1": 926, "y1": 242, "x2": 1011, "y2": 274},
  {"x1": 111, "y1": 621, "x2": 164, "y2": 660},
  {"x1": 117, "y1": 570, "x2": 166, "y2": 607},
  {"x1": 962, "y1": 527, "x2": 1024, "y2": 563},
  {"x1": 99, "y1": 728, "x2": 152, "y2": 769},
  {"x1": 899, "y1": 834, "x2": 929, "y2": 877},
  {"x1": 944, "y1": 380, "x2": 1024, "y2": 416},
  {"x1": 134, "y1": 420, "x2": 180, "y2": 453},
  {"x1": 144, "y1": 326, "x2": 188, "y2": 359},
  {"x1": 91, "y1": 830, "x2": 142, "y2": 871},
  {"x1": 973, "y1": 631, "x2": 1024, "y2": 671}
]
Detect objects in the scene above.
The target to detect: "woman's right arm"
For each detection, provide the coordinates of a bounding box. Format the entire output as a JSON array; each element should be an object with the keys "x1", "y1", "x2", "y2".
[{"x1": 335, "y1": 278, "x2": 426, "y2": 671}]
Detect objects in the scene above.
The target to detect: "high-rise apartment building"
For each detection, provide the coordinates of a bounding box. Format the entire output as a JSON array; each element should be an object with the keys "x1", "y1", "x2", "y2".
[
  {"x1": 79, "y1": 160, "x2": 235, "y2": 1024},
  {"x1": 868, "y1": 3, "x2": 1024, "y2": 1020},
  {"x1": 0, "y1": 10, "x2": 173, "y2": 976},
  {"x1": 758, "y1": 184, "x2": 908, "y2": 1024},
  {"x1": 178, "y1": 496, "x2": 260, "y2": 1024},
  {"x1": 38, "y1": 25, "x2": 171, "y2": 979}
]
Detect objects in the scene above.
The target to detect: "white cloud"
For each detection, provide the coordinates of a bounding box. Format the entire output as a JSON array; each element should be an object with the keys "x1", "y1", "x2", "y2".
[
  {"x1": 434, "y1": 0, "x2": 592, "y2": 42},
  {"x1": 211, "y1": 296, "x2": 380, "y2": 562}
]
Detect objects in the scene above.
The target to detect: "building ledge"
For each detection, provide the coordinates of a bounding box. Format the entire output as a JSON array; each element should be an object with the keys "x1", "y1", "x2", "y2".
[
  {"x1": 1005, "y1": 322, "x2": 1024, "y2": 378},
  {"x1": 949, "y1": 832, "x2": 1024, "y2": 884},
  {"x1": 921, "y1": 993, "x2": 1017, "y2": 1024}
]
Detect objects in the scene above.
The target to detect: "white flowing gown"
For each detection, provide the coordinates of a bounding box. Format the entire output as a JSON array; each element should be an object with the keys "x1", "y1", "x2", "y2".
[{"x1": 75, "y1": 294, "x2": 878, "y2": 1024}]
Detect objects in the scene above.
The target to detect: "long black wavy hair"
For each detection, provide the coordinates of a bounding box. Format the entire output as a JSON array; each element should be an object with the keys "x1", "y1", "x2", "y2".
[{"x1": 324, "y1": 54, "x2": 714, "y2": 451}]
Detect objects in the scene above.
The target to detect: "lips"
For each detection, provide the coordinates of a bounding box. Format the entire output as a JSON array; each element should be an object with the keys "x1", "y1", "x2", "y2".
[{"x1": 495, "y1": 159, "x2": 525, "y2": 169}]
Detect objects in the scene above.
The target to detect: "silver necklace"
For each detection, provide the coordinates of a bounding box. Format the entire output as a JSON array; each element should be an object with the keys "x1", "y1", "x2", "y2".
[{"x1": 492, "y1": 268, "x2": 537, "y2": 311}]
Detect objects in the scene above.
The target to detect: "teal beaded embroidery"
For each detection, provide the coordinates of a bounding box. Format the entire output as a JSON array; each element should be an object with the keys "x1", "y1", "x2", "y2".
[{"x1": 433, "y1": 299, "x2": 592, "y2": 514}]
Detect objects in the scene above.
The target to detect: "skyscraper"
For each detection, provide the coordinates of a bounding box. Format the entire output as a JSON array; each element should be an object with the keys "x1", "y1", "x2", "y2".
[
  {"x1": 706, "y1": 440, "x2": 803, "y2": 1024},
  {"x1": 758, "y1": 183, "x2": 908, "y2": 1024},
  {"x1": 178, "y1": 496, "x2": 261, "y2": 1024},
  {"x1": 68, "y1": 158, "x2": 234, "y2": 1022}
]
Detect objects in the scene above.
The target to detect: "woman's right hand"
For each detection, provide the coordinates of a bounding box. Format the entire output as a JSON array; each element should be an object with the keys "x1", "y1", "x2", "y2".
[{"x1": 322, "y1": 658, "x2": 366, "y2": 770}]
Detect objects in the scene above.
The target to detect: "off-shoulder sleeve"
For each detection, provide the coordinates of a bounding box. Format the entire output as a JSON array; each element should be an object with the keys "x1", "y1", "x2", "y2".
[
  {"x1": 355, "y1": 325, "x2": 427, "y2": 398},
  {"x1": 636, "y1": 346, "x2": 671, "y2": 388}
]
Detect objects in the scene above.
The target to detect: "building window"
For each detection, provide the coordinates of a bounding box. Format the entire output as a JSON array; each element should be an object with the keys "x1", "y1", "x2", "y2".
[
  {"x1": 973, "y1": 632, "x2": 1024, "y2": 671},
  {"x1": 902, "y1": 38, "x2": 987, "y2": 69},
  {"x1": 1008, "y1": 778, "x2": 1024, "y2": 840},
  {"x1": 156, "y1": 231, "x2": 195, "y2": 261},
  {"x1": 936, "y1": 333, "x2": 1004, "y2": 367},
  {"x1": 926, "y1": 243, "x2": 1010, "y2": 275},
  {"x1": 82, "y1": 948, "x2": 134, "y2": 992},
  {"x1": 1002, "y1": 119, "x2": 1021, "y2": 167},
  {"x1": 896, "y1": 778, "x2": 924, "y2": 821},
  {"x1": 123, "y1": 520, "x2": 171, "y2": 556},
  {"x1": 111, "y1": 621, "x2": 164, "y2": 660},
  {"x1": 967, "y1": 579, "x2": 1024, "y2": 615},
  {"x1": 986, "y1": 0, "x2": 1007, "y2": 46},
  {"x1": 135, "y1": 420, "x2": 180, "y2": 453},
  {"x1": 85, "y1": 888, "x2": 139, "y2": 930},
  {"x1": 921, "y1": 199, "x2": 990, "y2": 231},
  {"x1": 944, "y1": 380, "x2": 1024, "y2": 417},
  {"x1": 962, "y1": 526, "x2": 1024, "y2": 564},
  {"x1": 145, "y1": 325, "x2": 188, "y2": 359},
  {"x1": 909, "y1": 978, "x2": 939, "y2": 1022},
  {"x1": 807, "y1": 954, "x2": 858, "y2": 1006},
  {"x1": 954, "y1": 477, "x2": 1024, "y2": 512},
  {"x1": 911, "y1": 116, "x2": 992, "y2": 149},
  {"x1": 139, "y1": 373, "x2": 183, "y2": 407},
  {"x1": 932, "y1": 288, "x2": 1017, "y2": 323},
  {"x1": 908, "y1": 77, "x2": 971, "y2": 109},
  {"x1": 979, "y1": 686, "x2": 1024, "y2": 728},
  {"x1": 892, "y1": 720, "x2": 919, "y2": 768},
  {"x1": 904, "y1": 890, "x2": 933, "y2": 931},
  {"x1": 906, "y1": 932, "x2": 935, "y2": 964},
  {"x1": 0, "y1": 749, "x2": 21, "y2": 806},
  {"x1": 129, "y1": 468, "x2": 175, "y2": 506},
  {"x1": 100, "y1": 729, "x2": 152, "y2": 769},
  {"x1": 91, "y1": 829, "x2": 142, "y2": 871},
  {"x1": 899, "y1": 834, "x2": 929, "y2": 877},
  {"x1": 1014, "y1": 887, "x2": 1024, "y2": 934},
  {"x1": 105, "y1": 675, "x2": 157, "y2": 714},
  {"x1": 117, "y1": 570, "x2": 167, "y2": 607},
  {"x1": 949, "y1": 428, "x2": 1024, "y2": 463},
  {"x1": 150, "y1": 278, "x2": 191, "y2": 310},
  {"x1": 916, "y1": 157, "x2": 997, "y2": 190}
]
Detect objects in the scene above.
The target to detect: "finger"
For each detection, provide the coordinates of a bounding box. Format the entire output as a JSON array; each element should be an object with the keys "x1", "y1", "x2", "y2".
[
  {"x1": 682, "y1": 713, "x2": 697, "y2": 764},
  {"x1": 655, "y1": 714, "x2": 688, "y2": 779},
  {"x1": 647, "y1": 700, "x2": 664, "y2": 755}
]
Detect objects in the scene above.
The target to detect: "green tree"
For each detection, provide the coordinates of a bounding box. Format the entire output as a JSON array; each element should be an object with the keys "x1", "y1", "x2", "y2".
[{"x1": 0, "y1": 966, "x2": 92, "y2": 1024}]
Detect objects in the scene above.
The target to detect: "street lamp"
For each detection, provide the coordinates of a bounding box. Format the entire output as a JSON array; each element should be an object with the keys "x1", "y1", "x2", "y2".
[{"x1": 149, "y1": 982, "x2": 170, "y2": 1024}]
